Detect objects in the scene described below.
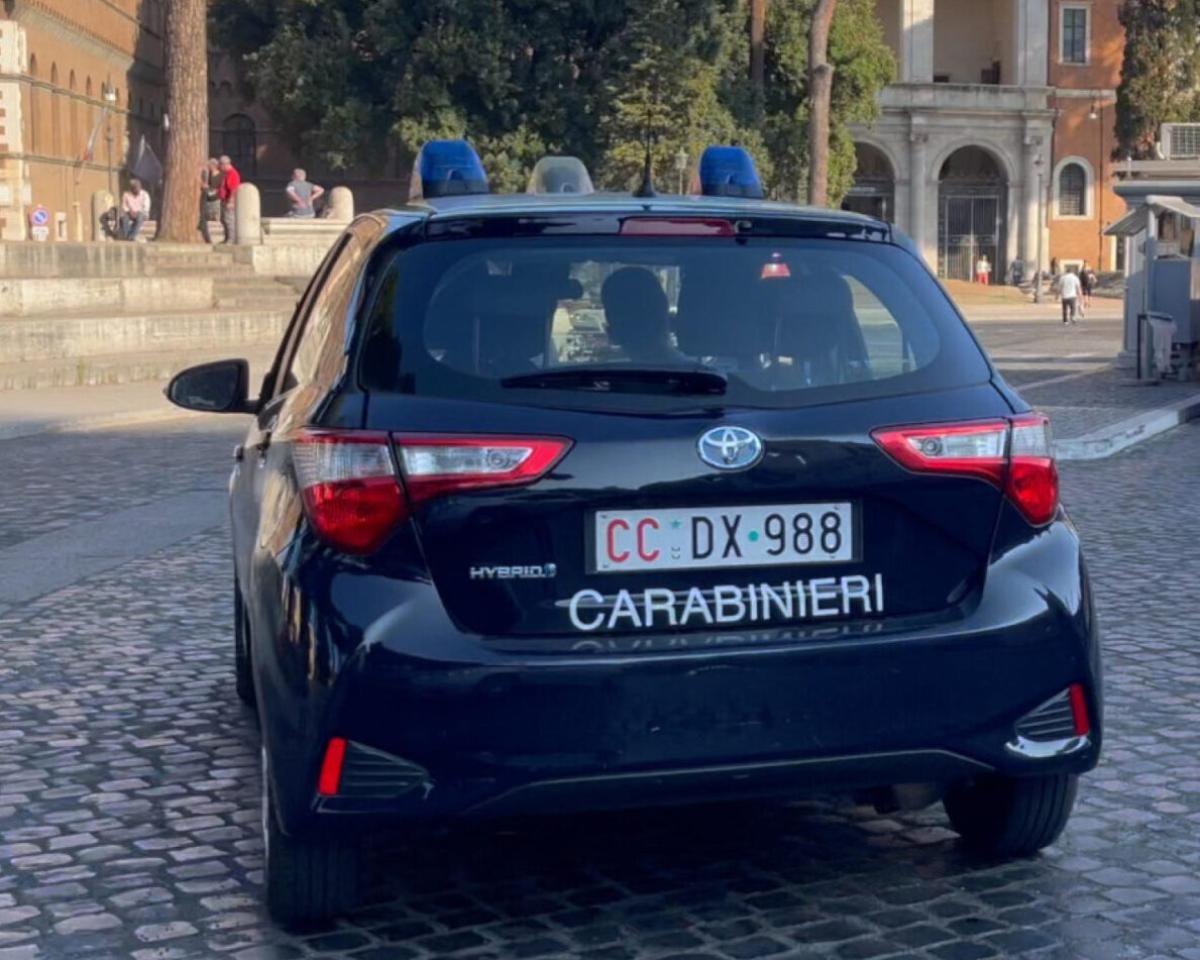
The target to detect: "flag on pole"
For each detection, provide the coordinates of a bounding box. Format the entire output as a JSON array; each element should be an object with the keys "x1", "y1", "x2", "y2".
[
  {"x1": 80, "y1": 107, "x2": 106, "y2": 164},
  {"x1": 74, "y1": 106, "x2": 108, "y2": 186}
]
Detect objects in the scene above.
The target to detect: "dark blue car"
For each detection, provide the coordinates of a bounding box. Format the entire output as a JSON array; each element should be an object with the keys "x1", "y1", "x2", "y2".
[{"x1": 167, "y1": 144, "x2": 1101, "y2": 927}]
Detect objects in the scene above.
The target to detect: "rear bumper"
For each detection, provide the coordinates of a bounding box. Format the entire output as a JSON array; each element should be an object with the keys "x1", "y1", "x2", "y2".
[{"x1": 261, "y1": 522, "x2": 1102, "y2": 833}]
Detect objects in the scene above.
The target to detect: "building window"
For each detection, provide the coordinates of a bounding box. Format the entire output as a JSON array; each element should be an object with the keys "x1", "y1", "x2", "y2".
[
  {"x1": 1061, "y1": 5, "x2": 1089, "y2": 65},
  {"x1": 1057, "y1": 161, "x2": 1089, "y2": 218},
  {"x1": 221, "y1": 113, "x2": 257, "y2": 177}
]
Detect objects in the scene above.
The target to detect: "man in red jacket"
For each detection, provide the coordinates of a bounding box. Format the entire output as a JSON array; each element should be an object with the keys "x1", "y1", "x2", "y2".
[{"x1": 217, "y1": 155, "x2": 242, "y2": 244}]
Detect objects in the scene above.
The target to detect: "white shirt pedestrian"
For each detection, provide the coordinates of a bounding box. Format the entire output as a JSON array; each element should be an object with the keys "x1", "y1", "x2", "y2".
[{"x1": 1058, "y1": 271, "x2": 1082, "y2": 324}]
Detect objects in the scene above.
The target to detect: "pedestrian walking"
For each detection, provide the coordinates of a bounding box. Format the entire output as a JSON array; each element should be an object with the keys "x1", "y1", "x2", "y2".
[
  {"x1": 1057, "y1": 267, "x2": 1082, "y2": 325},
  {"x1": 199, "y1": 157, "x2": 223, "y2": 244},
  {"x1": 975, "y1": 254, "x2": 991, "y2": 286},
  {"x1": 285, "y1": 168, "x2": 325, "y2": 218},
  {"x1": 119, "y1": 178, "x2": 151, "y2": 241},
  {"x1": 217, "y1": 155, "x2": 241, "y2": 244},
  {"x1": 1081, "y1": 261, "x2": 1097, "y2": 311}
]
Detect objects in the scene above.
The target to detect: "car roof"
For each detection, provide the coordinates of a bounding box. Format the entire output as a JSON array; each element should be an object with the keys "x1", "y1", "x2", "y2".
[{"x1": 372, "y1": 191, "x2": 889, "y2": 234}]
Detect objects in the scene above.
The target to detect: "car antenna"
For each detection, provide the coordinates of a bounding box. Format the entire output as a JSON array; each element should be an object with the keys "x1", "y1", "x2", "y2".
[{"x1": 633, "y1": 128, "x2": 657, "y2": 199}]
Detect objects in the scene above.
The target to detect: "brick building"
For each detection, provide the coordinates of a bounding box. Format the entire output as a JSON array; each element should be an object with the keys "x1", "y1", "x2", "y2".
[
  {"x1": 0, "y1": 0, "x2": 165, "y2": 242},
  {"x1": 849, "y1": 0, "x2": 1127, "y2": 281},
  {"x1": 1047, "y1": 0, "x2": 1124, "y2": 272}
]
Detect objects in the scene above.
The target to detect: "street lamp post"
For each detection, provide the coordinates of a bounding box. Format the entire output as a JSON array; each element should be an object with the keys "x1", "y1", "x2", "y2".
[
  {"x1": 1034, "y1": 154, "x2": 1045, "y2": 305},
  {"x1": 674, "y1": 148, "x2": 688, "y2": 195}
]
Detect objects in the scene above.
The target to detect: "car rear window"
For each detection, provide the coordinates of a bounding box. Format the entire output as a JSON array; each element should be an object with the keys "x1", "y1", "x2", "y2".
[{"x1": 357, "y1": 234, "x2": 990, "y2": 411}]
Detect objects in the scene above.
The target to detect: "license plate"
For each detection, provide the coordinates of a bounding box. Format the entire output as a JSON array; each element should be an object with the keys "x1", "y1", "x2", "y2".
[{"x1": 593, "y1": 503, "x2": 855, "y2": 573}]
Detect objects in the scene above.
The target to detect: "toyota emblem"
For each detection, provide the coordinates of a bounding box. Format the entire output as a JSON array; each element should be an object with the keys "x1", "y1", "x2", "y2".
[{"x1": 697, "y1": 426, "x2": 764, "y2": 471}]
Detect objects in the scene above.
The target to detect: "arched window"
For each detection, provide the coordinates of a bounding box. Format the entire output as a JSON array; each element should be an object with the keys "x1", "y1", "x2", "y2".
[
  {"x1": 86, "y1": 77, "x2": 93, "y2": 99},
  {"x1": 68, "y1": 71, "x2": 79, "y2": 158},
  {"x1": 49, "y1": 64, "x2": 61, "y2": 155},
  {"x1": 221, "y1": 113, "x2": 257, "y2": 176},
  {"x1": 1056, "y1": 161, "x2": 1089, "y2": 218},
  {"x1": 28, "y1": 55, "x2": 40, "y2": 153}
]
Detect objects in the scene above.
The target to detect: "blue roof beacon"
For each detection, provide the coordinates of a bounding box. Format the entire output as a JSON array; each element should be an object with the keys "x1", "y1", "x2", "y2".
[
  {"x1": 697, "y1": 145, "x2": 765, "y2": 199},
  {"x1": 409, "y1": 139, "x2": 490, "y2": 201}
]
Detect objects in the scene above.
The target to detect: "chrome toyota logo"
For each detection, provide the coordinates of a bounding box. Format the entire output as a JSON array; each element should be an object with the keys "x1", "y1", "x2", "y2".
[{"x1": 698, "y1": 427, "x2": 764, "y2": 470}]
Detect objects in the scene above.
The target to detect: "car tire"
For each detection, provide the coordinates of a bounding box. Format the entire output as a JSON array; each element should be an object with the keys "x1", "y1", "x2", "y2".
[
  {"x1": 261, "y1": 746, "x2": 360, "y2": 928},
  {"x1": 943, "y1": 773, "x2": 1078, "y2": 857},
  {"x1": 234, "y1": 581, "x2": 255, "y2": 707}
]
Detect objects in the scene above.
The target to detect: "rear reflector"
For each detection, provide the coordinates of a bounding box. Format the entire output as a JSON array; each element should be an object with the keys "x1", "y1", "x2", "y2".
[
  {"x1": 1068, "y1": 683, "x2": 1090, "y2": 737},
  {"x1": 395, "y1": 436, "x2": 571, "y2": 506},
  {"x1": 293, "y1": 431, "x2": 407, "y2": 555},
  {"x1": 872, "y1": 414, "x2": 1058, "y2": 526},
  {"x1": 619, "y1": 217, "x2": 736, "y2": 237},
  {"x1": 316, "y1": 736, "x2": 347, "y2": 796}
]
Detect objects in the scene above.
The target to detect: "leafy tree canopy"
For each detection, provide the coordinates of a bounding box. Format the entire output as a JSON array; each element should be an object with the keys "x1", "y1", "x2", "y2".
[
  {"x1": 210, "y1": 0, "x2": 894, "y2": 202},
  {"x1": 1117, "y1": 0, "x2": 1200, "y2": 157}
]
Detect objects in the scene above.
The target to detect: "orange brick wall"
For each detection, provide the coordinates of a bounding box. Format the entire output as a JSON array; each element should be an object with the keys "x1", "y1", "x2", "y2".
[
  {"x1": 5, "y1": 0, "x2": 165, "y2": 241},
  {"x1": 1048, "y1": 0, "x2": 1125, "y2": 272}
]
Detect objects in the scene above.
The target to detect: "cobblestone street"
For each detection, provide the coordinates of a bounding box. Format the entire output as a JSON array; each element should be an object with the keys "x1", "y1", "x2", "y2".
[{"x1": 0, "y1": 417, "x2": 1198, "y2": 960}]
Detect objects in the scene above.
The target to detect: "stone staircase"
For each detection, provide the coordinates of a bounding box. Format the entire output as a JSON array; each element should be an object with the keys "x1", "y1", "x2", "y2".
[{"x1": 0, "y1": 241, "x2": 305, "y2": 391}]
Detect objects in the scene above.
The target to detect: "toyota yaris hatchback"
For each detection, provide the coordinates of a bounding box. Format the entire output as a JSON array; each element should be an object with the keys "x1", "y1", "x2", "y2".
[{"x1": 168, "y1": 143, "x2": 1102, "y2": 927}]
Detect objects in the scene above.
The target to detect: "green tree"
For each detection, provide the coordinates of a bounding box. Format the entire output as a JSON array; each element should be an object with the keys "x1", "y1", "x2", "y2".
[
  {"x1": 1117, "y1": 0, "x2": 1200, "y2": 158},
  {"x1": 209, "y1": 0, "x2": 893, "y2": 204},
  {"x1": 598, "y1": 0, "x2": 765, "y2": 190}
]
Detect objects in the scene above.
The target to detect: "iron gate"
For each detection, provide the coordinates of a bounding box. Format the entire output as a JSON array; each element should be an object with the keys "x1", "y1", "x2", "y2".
[{"x1": 938, "y1": 191, "x2": 1005, "y2": 281}]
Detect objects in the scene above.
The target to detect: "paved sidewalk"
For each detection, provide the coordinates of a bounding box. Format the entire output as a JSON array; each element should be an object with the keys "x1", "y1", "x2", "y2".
[{"x1": 0, "y1": 381, "x2": 202, "y2": 440}]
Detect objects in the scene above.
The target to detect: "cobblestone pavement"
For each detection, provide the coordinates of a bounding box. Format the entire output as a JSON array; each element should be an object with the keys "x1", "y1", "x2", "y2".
[{"x1": 1, "y1": 418, "x2": 1199, "y2": 959}]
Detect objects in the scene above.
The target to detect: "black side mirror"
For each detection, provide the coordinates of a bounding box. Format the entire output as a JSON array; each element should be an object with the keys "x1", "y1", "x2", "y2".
[{"x1": 165, "y1": 359, "x2": 255, "y2": 413}]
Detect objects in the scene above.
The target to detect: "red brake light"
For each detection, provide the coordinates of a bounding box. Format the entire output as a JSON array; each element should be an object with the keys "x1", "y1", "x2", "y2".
[
  {"x1": 395, "y1": 435, "x2": 571, "y2": 506},
  {"x1": 619, "y1": 217, "x2": 736, "y2": 237},
  {"x1": 1068, "y1": 683, "x2": 1090, "y2": 737},
  {"x1": 293, "y1": 431, "x2": 407, "y2": 554},
  {"x1": 317, "y1": 737, "x2": 347, "y2": 796},
  {"x1": 872, "y1": 415, "x2": 1058, "y2": 526}
]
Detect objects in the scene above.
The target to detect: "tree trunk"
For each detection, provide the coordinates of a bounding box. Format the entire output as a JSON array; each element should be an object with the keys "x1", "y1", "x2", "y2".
[
  {"x1": 158, "y1": 0, "x2": 207, "y2": 243},
  {"x1": 750, "y1": 0, "x2": 768, "y2": 118},
  {"x1": 807, "y1": 0, "x2": 837, "y2": 207}
]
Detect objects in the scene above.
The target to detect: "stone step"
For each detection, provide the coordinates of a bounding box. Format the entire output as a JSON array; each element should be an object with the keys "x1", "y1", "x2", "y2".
[
  {"x1": 0, "y1": 276, "x2": 215, "y2": 317},
  {"x1": 214, "y1": 295, "x2": 299, "y2": 311},
  {"x1": 0, "y1": 306, "x2": 290, "y2": 363},
  {"x1": 0, "y1": 346, "x2": 279, "y2": 391}
]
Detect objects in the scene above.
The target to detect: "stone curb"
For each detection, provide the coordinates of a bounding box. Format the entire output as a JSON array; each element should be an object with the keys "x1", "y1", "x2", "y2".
[{"x1": 1054, "y1": 393, "x2": 1200, "y2": 461}]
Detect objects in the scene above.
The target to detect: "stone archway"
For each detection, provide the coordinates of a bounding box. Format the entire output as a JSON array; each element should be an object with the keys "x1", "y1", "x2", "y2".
[
  {"x1": 937, "y1": 146, "x2": 1007, "y2": 281},
  {"x1": 842, "y1": 142, "x2": 896, "y2": 222}
]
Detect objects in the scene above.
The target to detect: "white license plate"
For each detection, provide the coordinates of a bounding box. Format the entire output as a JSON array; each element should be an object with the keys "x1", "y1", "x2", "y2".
[{"x1": 593, "y1": 503, "x2": 855, "y2": 573}]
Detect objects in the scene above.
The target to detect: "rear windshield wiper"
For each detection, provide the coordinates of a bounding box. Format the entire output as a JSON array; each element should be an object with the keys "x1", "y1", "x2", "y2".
[{"x1": 501, "y1": 366, "x2": 728, "y2": 395}]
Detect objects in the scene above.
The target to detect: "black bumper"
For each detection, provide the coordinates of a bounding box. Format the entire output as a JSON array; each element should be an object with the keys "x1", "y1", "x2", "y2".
[{"x1": 259, "y1": 524, "x2": 1102, "y2": 834}]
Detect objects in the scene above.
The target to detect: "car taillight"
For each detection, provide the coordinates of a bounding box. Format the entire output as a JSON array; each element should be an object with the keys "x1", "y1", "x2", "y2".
[
  {"x1": 293, "y1": 431, "x2": 407, "y2": 554},
  {"x1": 292, "y1": 432, "x2": 571, "y2": 554},
  {"x1": 872, "y1": 415, "x2": 1058, "y2": 526},
  {"x1": 395, "y1": 436, "x2": 571, "y2": 506}
]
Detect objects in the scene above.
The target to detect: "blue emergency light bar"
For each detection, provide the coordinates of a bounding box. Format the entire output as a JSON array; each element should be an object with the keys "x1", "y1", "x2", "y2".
[
  {"x1": 409, "y1": 139, "x2": 489, "y2": 201},
  {"x1": 697, "y1": 146, "x2": 764, "y2": 199}
]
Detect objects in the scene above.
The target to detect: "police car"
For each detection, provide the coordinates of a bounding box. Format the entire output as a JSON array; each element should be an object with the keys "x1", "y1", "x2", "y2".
[{"x1": 167, "y1": 141, "x2": 1102, "y2": 926}]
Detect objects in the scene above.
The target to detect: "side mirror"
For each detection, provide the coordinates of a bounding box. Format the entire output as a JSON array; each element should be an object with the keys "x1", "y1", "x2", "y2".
[{"x1": 165, "y1": 359, "x2": 255, "y2": 413}]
